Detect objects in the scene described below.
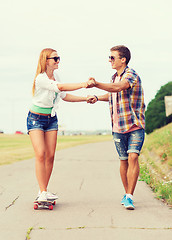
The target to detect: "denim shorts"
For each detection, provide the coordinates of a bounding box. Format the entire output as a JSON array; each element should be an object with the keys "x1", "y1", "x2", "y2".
[
  {"x1": 113, "y1": 129, "x2": 145, "y2": 160},
  {"x1": 27, "y1": 111, "x2": 58, "y2": 134}
]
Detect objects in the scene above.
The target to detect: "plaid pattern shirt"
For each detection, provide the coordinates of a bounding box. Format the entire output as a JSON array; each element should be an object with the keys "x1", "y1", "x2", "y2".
[{"x1": 109, "y1": 66, "x2": 145, "y2": 133}]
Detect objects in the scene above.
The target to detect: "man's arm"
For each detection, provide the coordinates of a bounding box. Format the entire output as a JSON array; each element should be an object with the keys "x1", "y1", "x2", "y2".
[
  {"x1": 96, "y1": 93, "x2": 109, "y2": 101},
  {"x1": 87, "y1": 93, "x2": 109, "y2": 104},
  {"x1": 87, "y1": 77, "x2": 130, "y2": 93},
  {"x1": 94, "y1": 79, "x2": 130, "y2": 92}
]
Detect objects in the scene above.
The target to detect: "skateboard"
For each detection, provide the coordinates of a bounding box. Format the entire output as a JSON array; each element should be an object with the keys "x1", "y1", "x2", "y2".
[{"x1": 34, "y1": 200, "x2": 56, "y2": 210}]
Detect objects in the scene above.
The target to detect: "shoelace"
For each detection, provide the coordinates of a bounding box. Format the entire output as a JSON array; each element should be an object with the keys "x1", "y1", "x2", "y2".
[{"x1": 127, "y1": 198, "x2": 133, "y2": 204}]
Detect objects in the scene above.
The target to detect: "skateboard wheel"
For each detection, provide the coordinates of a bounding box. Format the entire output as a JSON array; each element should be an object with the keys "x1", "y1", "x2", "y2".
[
  {"x1": 34, "y1": 204, "x2": 38, "y2": 210},
  {"x1": 49, "y1": 205, "x2": 53, "y2": 210},
  {"x1": 53, "y1": 201, "x2": 56, "y2": 205}
]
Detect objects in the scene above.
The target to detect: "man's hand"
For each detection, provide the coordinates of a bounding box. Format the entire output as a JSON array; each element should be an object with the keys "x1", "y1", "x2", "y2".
[
  {"x1": 86, "y1": 78, "x2": 96, "y2": 88},
  {"x1": 87, "y1": 95, "x2": 98, "y2": 104}
]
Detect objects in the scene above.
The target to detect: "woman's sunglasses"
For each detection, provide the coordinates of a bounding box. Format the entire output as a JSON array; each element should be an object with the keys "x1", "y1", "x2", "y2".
[{"x1": 47, "y1": 56, "x2": 60, "y2": 62}]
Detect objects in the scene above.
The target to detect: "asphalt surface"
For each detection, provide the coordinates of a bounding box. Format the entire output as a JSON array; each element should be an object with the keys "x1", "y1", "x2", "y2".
[{"x1": 0, "y1": 141, "x2": 172, "y2": 240}]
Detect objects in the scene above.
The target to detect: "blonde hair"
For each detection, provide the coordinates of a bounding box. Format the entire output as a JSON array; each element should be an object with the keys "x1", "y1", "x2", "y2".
[{"x1": 32, "y1": 48, "x2": 57, "y2": 95}]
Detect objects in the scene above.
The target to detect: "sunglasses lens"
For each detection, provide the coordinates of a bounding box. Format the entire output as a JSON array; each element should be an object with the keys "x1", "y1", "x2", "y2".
[
  {"x1": 109, "y1": 56, "x2": 115, "y2": 60},
  {"x1": 55, "y1": 57, "x2": 60, "y2": 62}
]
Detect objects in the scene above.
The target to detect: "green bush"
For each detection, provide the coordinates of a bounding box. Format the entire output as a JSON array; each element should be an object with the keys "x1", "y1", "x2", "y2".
[{"x1": 145, "y1": 82, "x2": 172, "y2": 134}]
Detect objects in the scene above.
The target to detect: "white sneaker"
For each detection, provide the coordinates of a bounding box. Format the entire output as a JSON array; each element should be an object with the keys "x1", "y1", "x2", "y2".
[
  {"x1": 37, "y1": 191, "x2": 48, "y2": 202},
  {"x1": 35, "y1": 190, "x2": 41, "y2": 200},
  {"x1": 46, "y1": 192, "x2": 58, "y2": 200}
]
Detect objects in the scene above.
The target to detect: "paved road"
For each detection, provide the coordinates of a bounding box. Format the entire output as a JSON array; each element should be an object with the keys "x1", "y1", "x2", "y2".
[{"x1": 0, "y1": 141, "x2": 171, "y2": 240}]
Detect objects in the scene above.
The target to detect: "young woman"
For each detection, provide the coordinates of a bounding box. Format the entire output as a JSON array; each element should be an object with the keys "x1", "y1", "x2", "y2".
[{"x1": 27, "y1": 48, "x2": 92, "y2": 202}]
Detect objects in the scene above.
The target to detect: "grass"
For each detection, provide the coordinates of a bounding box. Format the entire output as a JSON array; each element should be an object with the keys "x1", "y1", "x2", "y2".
[
  {"x1": 142, "y1": 123, "x2": 172, "y2": 167},
  {"x1": 26, "y1": 227, "x2": 33, "y2": 240},
  {"x1": 139, "y1": 163, "x2": 172, "y2": 205},
  {"x1": 0, "y1": 134, "x2": 112, "y2": 165},
  {"x1": 139, "y1": 122, "x2": 172, "y2": 206}
]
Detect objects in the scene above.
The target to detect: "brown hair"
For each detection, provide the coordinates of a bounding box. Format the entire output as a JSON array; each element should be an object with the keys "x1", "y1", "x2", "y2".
[
  {"x1": 32, "y1": 48, "x2": 57, "y2": 95},
  {"x1": 110, "y1": 45, "x2": 131, "y2": 65}
]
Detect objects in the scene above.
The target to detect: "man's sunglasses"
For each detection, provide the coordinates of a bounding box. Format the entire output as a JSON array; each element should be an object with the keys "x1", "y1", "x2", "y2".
[
  {"x1": 109, "y1": 56, "x2": 115, "y2": 61},
  {"x1": 47, "y1": 56, "x2": 60, "y2": 62},
  {"x1": 109, "y1": 56, "x2": 122, "y2": 61}
]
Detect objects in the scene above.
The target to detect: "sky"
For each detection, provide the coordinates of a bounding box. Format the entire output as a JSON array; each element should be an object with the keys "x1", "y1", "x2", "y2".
[{"x1": 0, "y1": 0, "x2": 172, "y2": 133}]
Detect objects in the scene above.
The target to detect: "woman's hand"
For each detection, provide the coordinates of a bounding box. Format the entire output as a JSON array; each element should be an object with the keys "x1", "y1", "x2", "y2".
[{"x1": 85, "y1": 78, "x2": 96, "y2": 88}]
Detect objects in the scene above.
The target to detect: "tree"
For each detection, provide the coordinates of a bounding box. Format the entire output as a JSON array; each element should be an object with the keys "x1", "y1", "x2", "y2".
[{"x1": 145, "y1": 81, "x2": 172, "y2": 134}]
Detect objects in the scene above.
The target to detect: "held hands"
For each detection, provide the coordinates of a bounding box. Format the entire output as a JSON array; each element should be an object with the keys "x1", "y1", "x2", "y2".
[
  {"x1": 87, "y1": 78, "x2": 96, "y2": 88},
  {"x1": 87, "y1": 95, "x2": 98, "y2": 104},
  {"x1": 83, "y1": 78, "x2": 96, "y2": 88},
  {"x1": 82, "y1": 77, "x2": 97, "y2": 104}
]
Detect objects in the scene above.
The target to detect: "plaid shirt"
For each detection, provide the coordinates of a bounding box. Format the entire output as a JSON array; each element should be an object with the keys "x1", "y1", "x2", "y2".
[{"x1": 109, "y1": 66, "x2": 145, "y2": 133}]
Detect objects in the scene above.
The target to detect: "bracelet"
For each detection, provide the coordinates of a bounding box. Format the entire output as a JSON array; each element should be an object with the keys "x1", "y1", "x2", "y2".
[{"x1": 94, "y1": 95, "x2": 98, "y2": 101}]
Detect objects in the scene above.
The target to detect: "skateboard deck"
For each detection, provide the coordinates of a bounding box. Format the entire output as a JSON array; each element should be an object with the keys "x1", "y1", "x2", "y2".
[{"x1": 34, "y1": 200, "x2": 56, "y2": 210}]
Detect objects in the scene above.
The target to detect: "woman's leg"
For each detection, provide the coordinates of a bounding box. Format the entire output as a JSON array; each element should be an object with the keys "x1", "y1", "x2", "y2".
[
  {"x1": 44, "y1": 130, "x2": 58, "y2": 189},
  {"x1": 29, "y1": 130, "x2": 47, "y2": 192}
]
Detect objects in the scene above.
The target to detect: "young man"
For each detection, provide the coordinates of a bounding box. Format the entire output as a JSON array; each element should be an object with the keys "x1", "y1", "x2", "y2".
[{"x1": 87, "y1": 45, "x2": 145, "y2": 210}]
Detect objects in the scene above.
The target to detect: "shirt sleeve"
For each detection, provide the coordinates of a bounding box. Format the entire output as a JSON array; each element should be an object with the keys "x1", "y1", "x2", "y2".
[
  {"x1": 60, "y1": 92, "x2": 67, "y2": 99},
  {"x1": 36, "y1": 74, "x2": 61, "y2": 93},
  {"x1": 123, "y1": 69, "x2": 138, "y2": 88},
  {"x1": 53, "y1": 71, "x2": 67, "y2": 99}
]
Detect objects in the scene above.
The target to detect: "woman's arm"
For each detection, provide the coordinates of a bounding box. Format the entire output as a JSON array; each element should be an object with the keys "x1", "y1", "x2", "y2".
[
  {"x1": 36, "y1": 74, "x2": 94, "y2": 93},
  {"x1": 57, "y1": 82, "x2": 87, "y2": 92},
  {"x1": 57, "y1": 79, "x2": 95, "y2": 92},
  {"x1": 62, "y1": 94, "x2": 87, "y2": 102}
]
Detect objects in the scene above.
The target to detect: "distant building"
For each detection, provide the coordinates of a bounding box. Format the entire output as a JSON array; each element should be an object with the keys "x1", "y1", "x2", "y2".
[
  {"x1": 58, "y1": 125, "x2": 66, "y2": 135},
  {"x1": 164, "y1": 96, "x2": 172, "y2": 117}
]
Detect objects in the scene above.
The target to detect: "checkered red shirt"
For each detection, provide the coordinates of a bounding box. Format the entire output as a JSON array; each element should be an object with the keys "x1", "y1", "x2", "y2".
[{"x1": 109, "y1": 66, "x2": 145, "y2": 133}]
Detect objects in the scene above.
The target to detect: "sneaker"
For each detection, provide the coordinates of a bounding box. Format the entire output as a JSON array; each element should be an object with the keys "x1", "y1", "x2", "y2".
[
  {"x1": 46, "y1": 192, "x2": 58, "y2": 200},
  {"x1": 37, "y1": 191, "x2": 48, "y2": 202},
  {"x1": 124, "y1": 197, "x2": 135, "y2": 210},
  {"x1": 121, "y1": 194, "x2": 126, "y2": 205},
  {"x1": 35, "y1": 190, "x2": 41, "y2": 201}
]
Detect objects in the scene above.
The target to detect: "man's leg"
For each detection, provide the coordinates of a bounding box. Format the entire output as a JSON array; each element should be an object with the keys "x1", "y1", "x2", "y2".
[
  {"x1": 113, "y1": 132, "x2": 128, "y2": 195},
  {"x1": 120, "y1": 160, "x2": 128, "y2": 193},
  {"x1": 121, "y1": 153, "x2": 139, "y2": 210},
  {"x1": 120, "y1": 154, "x2": 139, "y2": 196},
  {"x1": 126, "y1": 129, "x2": 145, "y2": 196},
  {"x1": 127, "y1": 153, "x2": 139, "y2": 195},
  {"x1": 124, "y1": 129, "x2": 144, "y2": 209}
]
